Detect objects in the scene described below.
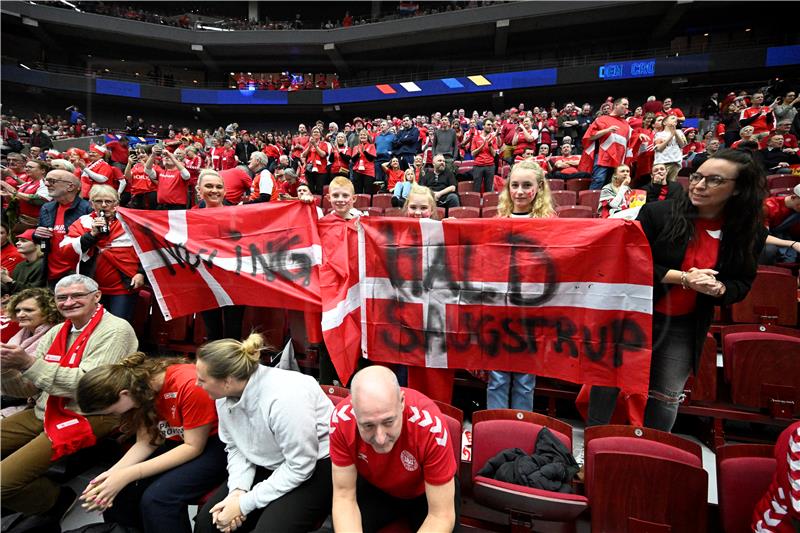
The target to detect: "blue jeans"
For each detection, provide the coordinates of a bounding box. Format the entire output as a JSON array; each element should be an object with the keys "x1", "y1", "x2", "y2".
[
  {"x1": 590, "y1": 165, "x2": 612, "y2": 190},
  {"x1": 104, "y1": 436, "x2": 227, "y2": 533},
  {"x1": 487, "y1": 371, "x2": 535, "y2": 410},
  {"x1": 393, "y1": 181, "x2": 413, "y2": 202},
  {"x1": 101, "y1": 293, "x2": 137, "y2": 323}
]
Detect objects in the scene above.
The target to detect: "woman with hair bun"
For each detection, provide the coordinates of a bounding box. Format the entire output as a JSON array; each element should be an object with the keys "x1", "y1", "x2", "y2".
[
  {"x1": 76, "y1": 352, "x2": 225, "y2": 533},
  {"x1": 194, "y1": 333, "x2": 334, "y2": 533}
]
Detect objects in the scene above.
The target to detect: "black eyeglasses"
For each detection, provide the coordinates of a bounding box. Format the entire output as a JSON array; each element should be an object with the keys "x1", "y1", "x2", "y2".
[{"x1": 688, "y1": 173, "x2": 736, "y2": 188}]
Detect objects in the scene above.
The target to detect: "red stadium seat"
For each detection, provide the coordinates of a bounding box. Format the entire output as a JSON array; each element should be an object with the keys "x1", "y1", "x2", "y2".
[
  {"x1": 482, "y1": 206, "x2": 498, "y2": 218},
  {"x1": 551, "y1": 190, "x2": 577, "y2": 207},
  {"x1": 447, "y1": 207, "x2": 480, "y2": 219},
  {"x1": 322, "y1": 196, "x2": 331, "y2": 210},
  {"x1": 725, "y1": 333, "x2": 800, "y2": 416},
  {"x1": 716, "y1": 444, "x2": 776, "y2": 533},
  {"x1": 436, "y1": 207, "x2": 446, "y2": 219},
  {"x1": 578, "y1": 189, "x2": 601, "y2": 211},
  {"x1": 384, "y1": 207, "x2": 404, "y2": 217},
  {"x1": 455, "y1": 160, "x2": 474, "y2": 177},
  {"x1": 729, "y1": 269, "x2": 797, "y2": 326},
  {"x1": 722, "y1": 329, "x2": 800, "y2": 382},
  {"x1": 366, "y1": 207, "x2": 384, "y2": 217},
  {"x1": 372, "y1": 193, "x2": 394, "y2": 209},
  {"x1": 471, "y1": 410, "x2": 588, "y2": 527},
  {"x1": 241, "y1": 307, "x2": 287, "y2": 350},
  {"x1": 500, "y1": 165, "x2": 511, "y2": 179},
  {"x1": 683, "y1": 334, "x2": 717, "y2": 403},
  {"x1": 354, "y1": 193, "x2": 371, "y2": 209},
  {"x1": 770, "y1": 187, "x2": 794, "y2": 197},
  {"x1": 323, "y1": 185, "x2": 329, "y2": 196},
  {"x1": 584, "y1": 425, "x2": 706, "y2": 533},
  {"x1": 482, "y1": 191, "x2": 499, "y2": 207},
  {"x1": 459, "y1": 191, "x2": 482, "y2": 208},
  {"x1": 677, "y1": 176, "x2": 690, "y2": 191},
  {"x1": 556, "y1": 205, "x2": 593, "y2": 218},
  {"x1": 457, "y1": 181, "x2": 473, "y2": 194},
  {"x1": 313, "y1": 194, "x2": 322, "y2": 207},
  {"x1": 564, "y1": 178, "x2": 591, "y2": 192},
  {"x1": 547, "y1": 178, "x2": 565, "y2": 191},
  {"x1": 766, "y1": 174, "x2": 800, "y2": 190},
  {"x1": 321, "y1": 384, "x2": 349, "y2": 406}
]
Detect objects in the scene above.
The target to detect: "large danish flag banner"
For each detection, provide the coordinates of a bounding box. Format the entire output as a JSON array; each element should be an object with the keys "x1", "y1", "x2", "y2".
[
  {"x1": 340, "y1": 217, "x2": 654, "y2": 394},
  {"x1": 116, "y1": 202, "x2": 322, "y2": 321}
]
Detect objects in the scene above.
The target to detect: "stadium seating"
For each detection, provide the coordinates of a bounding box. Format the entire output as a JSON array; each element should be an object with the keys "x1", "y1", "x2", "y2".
[
  {"x1": 683, "y1": 333, "x2": 717, "y2": 404},
  {"x1": 584, "y1": 425, "x2": 707, "y2": 532},
  {"x1": 459, "y1": 191, "x2": 482, "y2": 209},
  {"x1": 481, "y1": 206, "x2": 498, "y2": 218},
  {"x1": 457, "y1": 181, "x2": 473, "y2": 194},
  {"x1": 551, "y1": 190, "x2": 577, "y2": 207},
  {"x1": 555, "y1": 205, "x2": 594, "y2": 218},
  {"x1": 577, "y1": 190, "x2": 601, "y2": 211},
  {"x1": 372, "y1": 193, "x2": 394, "y2": 209},
  {"x1": 366, "y1": 207, "x2": 384, "y2": 217},
  {"x1": 384, "y1": 207, "x2": 404, "y2": 217},
  {"x1": 447, "y1": 207, "x2": 480, "y2": 219},
  {"x1": 766, "y1": 174, "x2": 800, "y2": 190},
  {"x1": 354, "y1": 193, "x2": 371, "y2": 209},
  {"x1": 321, "y1": 384, "x2": 350, "y2": 406},
  {"x1": 482, "y1": 192, "x2": 500, "y2": 207},
  {"x1": 716, "y1": 444, "x2": 776, "y2": 533},
  {"x1": 729, "y1": 269, "x2": 797, "y2": 326},
  {"x1": 547, "y1": 178, "x2": 565, "y2": 191},
  {"x1": 564, "y1": 178, "x2": 591, "y2": 192},
  {"x1": 770, "y1": 187, "x2": 794, "y2": 197},
  {"x1": 471, "y1": 410, "x2": 588, "y2": 528}
]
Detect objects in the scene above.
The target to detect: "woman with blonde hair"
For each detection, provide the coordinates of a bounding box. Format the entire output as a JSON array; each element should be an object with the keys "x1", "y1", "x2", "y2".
[
  {"x1": 76, "y1": 353, "x2": 225, "y2": 533},
  {"x1": 489, "y1": 160, "x2": 554, "y2": 412},
  {"x1": 194, "y1": 333, "x2": 334, "y2": 533}
]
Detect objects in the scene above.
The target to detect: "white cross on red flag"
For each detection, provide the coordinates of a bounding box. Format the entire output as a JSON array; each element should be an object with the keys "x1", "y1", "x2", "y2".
[
  {"x1": 324, "y1": 216, "x2": 653, "y2": 393},
  {"x1": 116, "y1": 203, "x2": 322, "y2": 321}
]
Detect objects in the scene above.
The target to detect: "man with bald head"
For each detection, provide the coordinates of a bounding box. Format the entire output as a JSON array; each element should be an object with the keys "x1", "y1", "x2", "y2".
[
  {"x1": 330, "y1": 366, "x2": 458, "y2": 532},
  {"x1": 33, "y1": 170, "x2": 92, "y2": 288}
]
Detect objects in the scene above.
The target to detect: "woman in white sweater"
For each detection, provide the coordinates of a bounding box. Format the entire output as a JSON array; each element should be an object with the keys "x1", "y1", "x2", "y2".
[{"x1": 193, "y1": 333, "x2": 333, "y2": 533}]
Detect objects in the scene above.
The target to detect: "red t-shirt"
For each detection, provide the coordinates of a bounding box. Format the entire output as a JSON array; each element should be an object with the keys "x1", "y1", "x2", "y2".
[
  {"x1": 220, "y1": 148, "x2": 237, "y2": 170},
  {"x1": 183, "y1": 156, "x2": 203, "y2": 183},
  {"x1": 263, "y1": 144, "x2": 281, "y2": 160},
  {"x1": 470, "y1": 134, "x2": 498, "y2": 167},
  {"x1": 154, "y1": 364, "x2": 219, "y2": 442},
  {"x1": 764, "y1": 197, "x2": 800, "y2": 239},
  {"x1": 513, "y1": 127, "x2": 538, "y2": 155},
  {"x1": 130, "y1": 162, "x2": 157, "y2": 195},
  {"x1": 386, "y1": 167, "x2": 405, "y2": 192},
  {"x1": 218, "y1": 167, "x2": 253, "y2": 204},
  {"x1": 278, "y1": 180, "x2": 299, "y2": 198},
  {"x1": 550, "y1": 155, "x2": 580, "y2": 175},
  {"x1": 154, "y1": 166, "x2": 189, "y2": 206},
  {"x1": 291, "y1": 134, "x2": 309, "y2": 159},
  {"x1": 349, "y1": 143, "x2": 376, "y2": 177},
  {"x1": 81, "y1": 160, "x2": 116, "y2": 198},
  {"x1": 1, "y1": 241, "x2": 24, "y2": 273},
  {"x1": 48, "y1": 203, "x2": 73, "y2": 280},
  {"x1": 330, "y1": 387, "x2": 457, "y2": 499},
  {"x1": 105, "y1": 141, "x2": 129, "y2": 164},
  {"x1": 740, "y1": 106, "x2": 774, "y2": 135},
  {"x1": 654, "y1": 218, "x2": 722, "y2": 316}
]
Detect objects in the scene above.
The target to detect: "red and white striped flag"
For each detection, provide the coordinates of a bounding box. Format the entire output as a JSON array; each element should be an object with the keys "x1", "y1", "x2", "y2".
[
  {"x1": 322, "y1": 216, "x2": 654, "y2": 394},
  {"x1": 117, "y1": 202, "x2": 322, "y2": 320}
]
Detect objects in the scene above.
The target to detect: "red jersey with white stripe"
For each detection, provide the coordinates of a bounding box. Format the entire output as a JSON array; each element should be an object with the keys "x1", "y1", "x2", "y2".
[
  {"x1": 154, "y1": 364, "x2": 219, "y2": 442},
  {"x1": 579, "y1": 115, "x2": 631, "y2": 172},
  {"x1": 81, "y1": 159, "x2": 116, "y2": 198},
  {"x1": 751, "y1": 422, "x2": 800, "y2": 532},
  {"x1": 330, "y1": 387, "x2": 457, "y2": 499}
]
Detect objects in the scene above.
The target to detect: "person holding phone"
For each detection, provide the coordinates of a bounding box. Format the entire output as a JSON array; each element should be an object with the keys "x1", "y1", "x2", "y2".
[
  {"x1": 61, "y1": 184, "x2": 145, "y2": 322},
  {"x1": 145, "y1": 143, "x2": 191, "y2": 210}
]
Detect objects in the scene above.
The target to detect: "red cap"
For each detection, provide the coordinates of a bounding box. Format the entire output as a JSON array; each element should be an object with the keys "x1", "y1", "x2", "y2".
[
  {"x1": 509, "y1": 107, "x2": 519, "y2": 113},
  {"x1": 353, "y1": 117, "x2": 364, "y2": 124},
  {"x1": 89, "y1": 143, "x2": 107, "y2": 155},
  {"x1": 17, "y1": 229, "x2": 35, "y2": 241}
]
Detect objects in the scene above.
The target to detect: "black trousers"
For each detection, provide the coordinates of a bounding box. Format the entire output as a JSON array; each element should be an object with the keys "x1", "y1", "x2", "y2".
[
  {"x1": 194, "y1": 458, "x2": 332, "y2": 533},
  {"x1": 200, "y1": 305, "x2": 245, "y2": 342},
  {"x1": 356, "y1": 476, "x2": 461, "y2": 532}
]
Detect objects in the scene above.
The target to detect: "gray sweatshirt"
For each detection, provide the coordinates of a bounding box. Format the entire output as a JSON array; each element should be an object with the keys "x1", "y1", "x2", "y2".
[{"x1": 216, "y1": 365, "x2": 333, "y2": 515}]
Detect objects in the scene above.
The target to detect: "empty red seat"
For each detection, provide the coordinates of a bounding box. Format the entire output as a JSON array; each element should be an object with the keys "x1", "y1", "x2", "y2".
[
  {"x1": 384, "y1": 207, "x2": 404, "y2": 217},
  {"x1": 457, "y1": 181, "x2": 473, "y2": 194},
  {"x1": 677, "y1": 176, "x2": 690, "y2": 191},
  {"x1": 547, "y1": 178, "x2": 565, "y2": 191},
  {"x1": 482, "y1": 191, "x2": 499, "y2": 207},
  {"x1": 683, "y1": 333, "x2": 717, "y2": 403},
  {"x1": 565, "y1": 178, "x2": 591, "y2": 192},
  {"x1": 500, "y1": 165, "x2": 511, "y2": 179},
  {"x1": 321, "y1": 384, "x2": 350, "y2": 406},
  {"x1": 455, "y1": 161, "x2": 474, "y2": 176},
  {"x1": 436, "y1": 207, "x2": 446, "y2": 219},
  {"x1": 459, "y1": 191, "x2": 482, "y2": 208},
  {"x1": 556, "y1": 205, "x2": 594, "y2": 218},
  {"x1": 482, "y1": 206, "x2": 498, "y2": 218},
  {"x1": 725, "y1": 332, "x2": 800, "y2": 416},
  {"x1": 471, "y1": 410, "x2": 588, "y2": 527},
  {"x1": 584, "y1": 425, "x2": 707, "y2": 532},
  {"x1": 372, "y1": 193, "x2": 394, "y2": 209},
  {"x1": 323, "y1": 185, "x2": 329, "y2": 196},
  {"x1": 716, "y1": 444, "x2": 776, "y2": 533},
  {"x1": 322, "y1": 196, "x2": 331, "y2": 210},
  {"x1": 551, "y1": 190, "x2": 577, "y2": 207},
  {"x1": 578, "y1": 189, "x2": 601, "y2": 211},
  {"x1": 366, "y1": 207, "x2": 384, "y2": 217},
  {"x1": 730, "y1": 269, "x2": 797, "y2": 326},
  {"x1": 354, "y1": 193, "x2": 371, "y2": 209},
  {"x1": 766, "y1": 174, "x2": 800, "y2": 190},
  {"x1": 770, "y1": 187, "x2": 794, "y2": 197},
  {"x1": 447, "y1": 207, "x2": 480, "y2": 219}
]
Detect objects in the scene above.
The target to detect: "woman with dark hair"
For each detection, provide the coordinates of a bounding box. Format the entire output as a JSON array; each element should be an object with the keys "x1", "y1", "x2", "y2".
[
  {"x1": 76, "y1": 353, "x2": 225, "y2": 533},
  {"x1": 589, "y1": 149, "x2": 768, "y2": 431}
]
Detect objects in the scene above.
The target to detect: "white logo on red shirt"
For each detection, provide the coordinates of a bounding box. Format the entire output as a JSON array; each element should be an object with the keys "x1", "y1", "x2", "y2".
[
  {"x1": 408, "y1": 406, "x2": 449, "y2": 447},
  {"x1": 163, "y1": 392, "x2": 177, "y2": 399},
  {"x1": 358, "y1": 452, "x2": 368, "y2": 463},
  {"x1": 400, "y1": 450, "x2": 418, "y2": 472}
]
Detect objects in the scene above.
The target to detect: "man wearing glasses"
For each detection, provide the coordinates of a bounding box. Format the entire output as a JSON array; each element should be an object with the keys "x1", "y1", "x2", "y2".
[
  {"x1": 0, "y1": 274, "x2": 137, "y2": 530},
  {"x1": 33, "y1": 170, "x2": 92, "y2": 289}
]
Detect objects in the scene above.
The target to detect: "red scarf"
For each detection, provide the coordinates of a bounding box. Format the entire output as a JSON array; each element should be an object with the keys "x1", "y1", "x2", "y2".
[{"x1": 43, "y1": 305, "x2": 105, "y2": 460}]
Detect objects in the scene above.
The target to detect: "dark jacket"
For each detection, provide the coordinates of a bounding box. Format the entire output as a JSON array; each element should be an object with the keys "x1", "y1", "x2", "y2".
[
  {"x1": 644, "y1": 181, "x2": 685, "y2": 203},
  {"x1": 29, "y1": 131, "x2": 53, "y2": 151},
  {"x1": 235, "y1": 142, "x2": 258, "y2": 164},
  {"x1": 420, "y1": 169, "x2": 457, "y2": 193},
  {"x1": 392, "y1": 126, "x2": 420, "y2": 155},
  {"x1": 477, "y1": 427, "x2": 579, "y2": 493},
  {"x1": 636, "y1": 200, "x2": 767, "y2": 370},
  {"x1": 760, "y1": 147, "x2": 800, "y2": 172},
  {"x1": 35, "y1": 195, "x2": 93, "y2": 278}
]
